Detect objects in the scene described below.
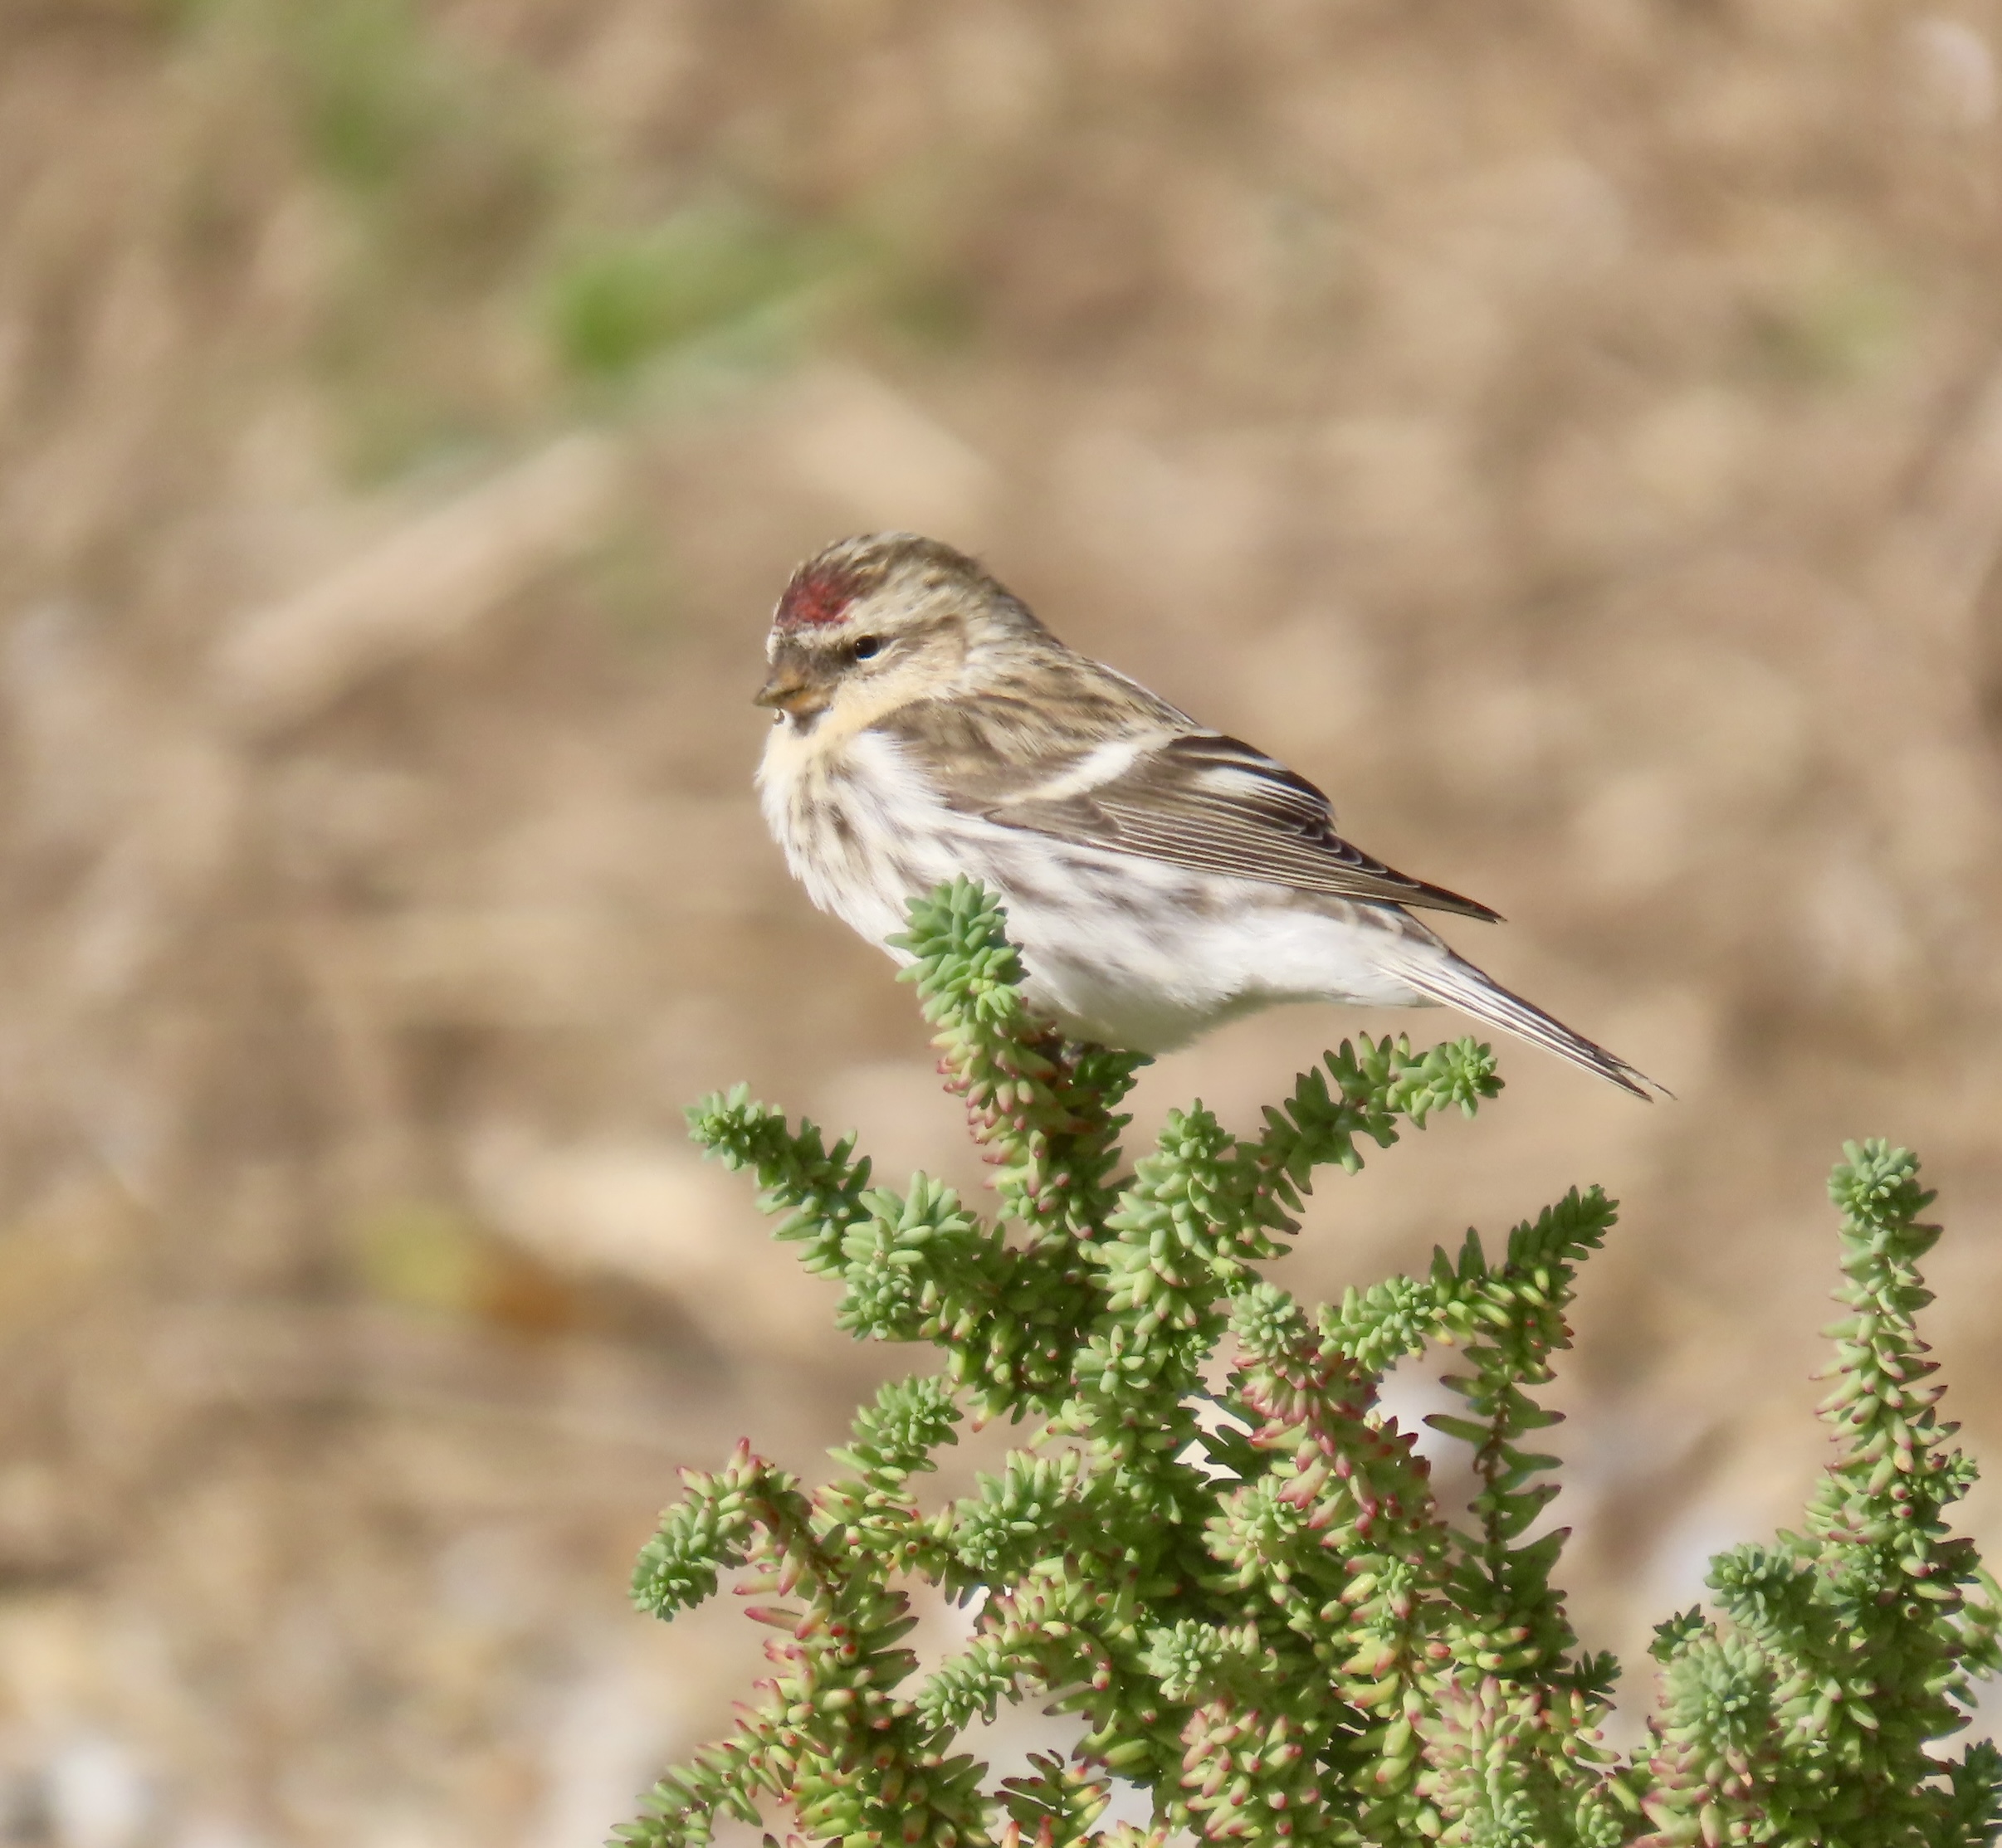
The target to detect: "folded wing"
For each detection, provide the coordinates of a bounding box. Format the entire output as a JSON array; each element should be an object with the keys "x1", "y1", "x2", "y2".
[{"x1": 984, "y1": 729, "x2": 1503, "y2": 922}]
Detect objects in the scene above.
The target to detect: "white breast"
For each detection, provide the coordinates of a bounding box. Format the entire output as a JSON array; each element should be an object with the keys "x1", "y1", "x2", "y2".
[
  {"x1": 758, "y1": 720, "x2": 964, "y2": 950},
  {"x1": 758, "y1": 715, "x2": 1433, "y2": 1052}
]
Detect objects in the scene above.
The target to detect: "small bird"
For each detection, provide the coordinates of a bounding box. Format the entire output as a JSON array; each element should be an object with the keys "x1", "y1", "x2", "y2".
[{"x1": 754, "y1": 534, "x2": 1658, "y2": 1098}]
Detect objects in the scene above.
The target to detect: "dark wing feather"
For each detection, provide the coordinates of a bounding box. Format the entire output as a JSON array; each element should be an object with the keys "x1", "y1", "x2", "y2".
[{"x1": 987, "y1": 729, "x2": 1503, "y2": 923}]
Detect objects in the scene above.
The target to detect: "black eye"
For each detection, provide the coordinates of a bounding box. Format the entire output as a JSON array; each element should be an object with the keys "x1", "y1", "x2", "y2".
[{"x1": 849, "y1": 635, "x2": 882, "y2": 661}]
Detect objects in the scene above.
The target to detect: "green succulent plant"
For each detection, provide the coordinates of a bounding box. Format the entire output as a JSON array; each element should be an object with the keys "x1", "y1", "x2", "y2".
[{"x1": 618, "y1": 880, "x2": 2000, "y2": 1848}]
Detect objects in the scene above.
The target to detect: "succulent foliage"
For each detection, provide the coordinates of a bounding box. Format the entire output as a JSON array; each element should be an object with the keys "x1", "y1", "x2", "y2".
[{"x1": 622, "y1": 880, "x2": 1999, "y2": 1848}]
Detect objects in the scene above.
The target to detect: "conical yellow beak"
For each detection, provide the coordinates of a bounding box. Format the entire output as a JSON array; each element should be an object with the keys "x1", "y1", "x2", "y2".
[{"x1": 753, "y1": 668, "x2": 826, "y2": 717}]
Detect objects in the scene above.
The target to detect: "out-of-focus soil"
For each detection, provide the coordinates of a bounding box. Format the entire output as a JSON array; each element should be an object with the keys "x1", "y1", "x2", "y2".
[{"x1": 2, "y1": 2, "x2": 2001, "y2": 1843}]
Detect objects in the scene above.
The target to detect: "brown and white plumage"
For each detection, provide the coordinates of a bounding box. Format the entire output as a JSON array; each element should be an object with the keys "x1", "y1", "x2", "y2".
[{"x1": 754, "y1": 533, "x2": 1658, "y2": 1099}]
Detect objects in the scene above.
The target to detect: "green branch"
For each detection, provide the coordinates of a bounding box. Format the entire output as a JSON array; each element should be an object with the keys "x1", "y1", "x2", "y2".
[{"x1": 627, "y1": 885, "x2": 2000, "y2": 1848}]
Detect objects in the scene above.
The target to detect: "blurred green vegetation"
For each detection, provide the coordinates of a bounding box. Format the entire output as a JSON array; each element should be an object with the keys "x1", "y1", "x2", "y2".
[
  {"x1": 351, "y1": 1199, "x2": 575, "y2": 1332},
  {"x1": 289, "y1": 0, "x2": 491, "y2": 195},
  {"x1": 169, "y1": 0, "x2": 970, "y2": 480},
  {"x1": 1751, "y1": 266, "x2": 1911, "y2": 387},
  {"x1": 543, "y1": 204, "x2": 861, "y2": 385}
]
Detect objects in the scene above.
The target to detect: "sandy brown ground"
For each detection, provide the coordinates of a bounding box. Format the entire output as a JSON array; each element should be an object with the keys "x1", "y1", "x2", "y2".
[{"x1": 2, "y1": 2, "x2": 2001, "y2": 1843}]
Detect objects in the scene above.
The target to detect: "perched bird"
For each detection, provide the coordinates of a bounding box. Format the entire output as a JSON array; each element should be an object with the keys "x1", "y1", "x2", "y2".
[{"x1": 754, "y1": 533, "x2": 1658, "y2": 1098}]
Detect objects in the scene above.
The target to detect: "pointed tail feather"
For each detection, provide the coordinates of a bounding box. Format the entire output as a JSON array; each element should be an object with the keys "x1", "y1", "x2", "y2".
[{"x1": 1387, "y1": 951, "x2": 1665, "y2": 1100}]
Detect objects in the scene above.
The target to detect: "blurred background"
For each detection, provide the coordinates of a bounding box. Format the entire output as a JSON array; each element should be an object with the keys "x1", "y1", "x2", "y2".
[{"x1": 2, "y1": 0, "x2": 2002, "y2": 1842}]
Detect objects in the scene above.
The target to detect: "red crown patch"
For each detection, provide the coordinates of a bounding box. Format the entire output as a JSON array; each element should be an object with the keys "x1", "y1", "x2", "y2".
[{"x1": 775, "y1": 563, "x2": 860, "y2": 629}]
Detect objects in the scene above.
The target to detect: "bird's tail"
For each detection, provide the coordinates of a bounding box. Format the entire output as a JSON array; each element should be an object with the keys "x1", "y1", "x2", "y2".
[{"x1": 1384, "y1": 948, "x2": 1665, "y2": 1100}]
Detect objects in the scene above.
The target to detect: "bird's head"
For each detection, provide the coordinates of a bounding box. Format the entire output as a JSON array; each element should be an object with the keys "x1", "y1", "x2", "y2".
[{"x1": 754, "y1": 534, "x2": 1040, "y2": 729}]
